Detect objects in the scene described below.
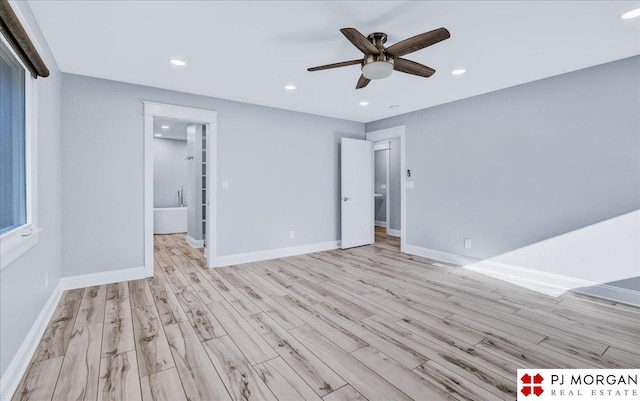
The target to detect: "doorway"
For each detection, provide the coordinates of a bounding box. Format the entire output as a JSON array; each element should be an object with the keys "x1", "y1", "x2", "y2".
[
  {"x1": 366, "y1": 126, "x2": 406, "y2": 252},
  {"x1": 152, "y1": 118, "x2": 207, "y2": 248},
  {"x1": 143, "y1": 102, "x2": 218, "y2": 273},
  {"x1": 374, "y1": 141, "x2": 390, "y2": 230}
]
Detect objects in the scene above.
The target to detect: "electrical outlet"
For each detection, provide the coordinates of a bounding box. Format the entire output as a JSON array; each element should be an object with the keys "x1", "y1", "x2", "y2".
[
  {"x1": 290, "y1": 231, "x2": 295, "y2": 239},
  {"x1": 44, "y1": 272, "x2": 49, "y2": 288},
  {"x1": 464, "y1": 238, "x2": 472, "y2": 249},
  {"x1": 222, "y1": 180, "x2": 229, "y2": 190}
]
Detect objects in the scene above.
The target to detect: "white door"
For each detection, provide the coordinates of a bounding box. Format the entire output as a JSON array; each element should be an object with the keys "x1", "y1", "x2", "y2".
[{"x1": 341, "y1": 138, "x2": 374, "y2": 249}]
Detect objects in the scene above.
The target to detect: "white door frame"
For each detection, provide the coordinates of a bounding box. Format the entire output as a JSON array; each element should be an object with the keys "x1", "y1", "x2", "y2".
[
  {"x1": 365, "y1": 126, "x2": 406, "y2": 252},
  {"x1": 143, "y1": 101, "x2": 218, "y2": 272}
]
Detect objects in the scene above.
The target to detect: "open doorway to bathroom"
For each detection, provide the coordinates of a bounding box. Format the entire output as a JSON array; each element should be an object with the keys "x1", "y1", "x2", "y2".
[
  {"x1": 152, "y1": 118, "x2": 208, "y2": 252},
  {"x1": 143, "y1": 102, "x2": 218, "y2": 274},
  {"x1": 366, "y1": 125, "x2": 406, "y2": 253},
  {"x1": 373, "y1": 140, "x2": 400, "y2": 251}
]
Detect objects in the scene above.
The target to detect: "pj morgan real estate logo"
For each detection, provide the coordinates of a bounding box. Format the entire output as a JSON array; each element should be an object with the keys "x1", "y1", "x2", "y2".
[{"x1": 517, "y1": 369, "x2": 639, "y2": 400}]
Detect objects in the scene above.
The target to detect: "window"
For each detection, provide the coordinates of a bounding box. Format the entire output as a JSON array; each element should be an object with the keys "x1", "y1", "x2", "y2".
[
  {"x1": 1, "y1": 37, "x2": 27, "y2": 234},
  {"x1": 0, "y1": 36, "x2": 38, "y2": 269}
]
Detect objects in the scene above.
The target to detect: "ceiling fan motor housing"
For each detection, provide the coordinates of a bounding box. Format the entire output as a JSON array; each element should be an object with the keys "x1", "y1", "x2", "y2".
[{"x1": 362, "y1": 33, "x2": 394, "y2": 80}]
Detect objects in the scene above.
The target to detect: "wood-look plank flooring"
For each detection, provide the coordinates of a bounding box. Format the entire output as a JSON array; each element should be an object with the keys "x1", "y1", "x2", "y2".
[{"x1": 12, "y1": 230, "x2": 640, "y2": 401}]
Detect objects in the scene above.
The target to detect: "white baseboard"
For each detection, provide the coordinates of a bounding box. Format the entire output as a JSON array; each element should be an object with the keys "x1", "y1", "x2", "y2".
[
  {"x1": 213, "y1": 241, "x2": 340, "y2": 267},
  {"x1": 571, "y1": 284, "x2": 640, "y2": 307},
  {"x1": 466, "y1": 259, "x2": 640, "y2": 307},
  {"x1": 186, "y1": 235, "x2": 204, "y2": 249},
  {"x1": 375, "y1": 221, "x2": 387, "y2": 228},
  {"x1": 0, "y1": 282, "x2": 63, "y2": 401},
  {"x1": 403, "y1": 244, "x2": 476, "y2": 266},
  {"x1": 403, "y1": 244, "x2": 640, "y2": 307},
  {"x1": 60, "y1": 265, "x2": 150, "y2": 290},
  {"x1": 387, "y1": 229, "x2": 401, "y2": 237}
]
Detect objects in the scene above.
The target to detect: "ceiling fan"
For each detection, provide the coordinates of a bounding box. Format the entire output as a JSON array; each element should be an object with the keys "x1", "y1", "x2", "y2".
[{"x1": 308, "y1": 27, "x2": 450, "y2": 89}]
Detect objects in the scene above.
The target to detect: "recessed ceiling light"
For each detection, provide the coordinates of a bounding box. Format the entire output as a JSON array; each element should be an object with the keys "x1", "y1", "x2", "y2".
[
  {"x1": 170, "y1": 59, "x2": 186, "y2": 66},
  {"x1": 284, "y1": 84, "x2": 296, "y2": 90},
  {"x1": 154, "y1": 133, "x2": 162, "y2": 137},
  {"x1": 161, "y1": 125, "x2": 169, "y2": 129},
  {"x1": 622, "y1": 8, "x2": 640, "y2": 19},
  {"x1": 452, "y1": 69, "x2": 466, "y2": 75},
  {"x1": 359, "y1": 101, "x2": 369, "y2": 106},
  {"x1": 389, "y1": 105, "x2": 400, "y2": 109}
]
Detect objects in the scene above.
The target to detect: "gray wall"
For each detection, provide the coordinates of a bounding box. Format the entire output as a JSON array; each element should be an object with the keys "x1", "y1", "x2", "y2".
[
  {"x1": 61, "y1": 74, "x2": 364, "y2": 275},
  {"x1": 0, "y1": 2, "x2": 62, "y2": 376},
  {"x1": 600, "y1": 277, "x2": 640, "y2": 292},
  {"x1": 366, "y1": 56, "x2": 640, "y2": 265},
  {"x1": 153, "y1": 138, "x2": 187, "y2": 208},
  {"x1": 374, "y1": 149, "x2": 387, "y2": 223}
]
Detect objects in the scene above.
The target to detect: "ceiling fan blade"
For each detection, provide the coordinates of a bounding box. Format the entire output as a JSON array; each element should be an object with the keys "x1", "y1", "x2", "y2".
[
  {"x1": 307, "y1": 59, "x2": 362, "y2": 72},
  {"x1": 385, "y1": 27, "x2": 450, "y2": 57},
  {"x1": 393, "y1": 58, "x2": 435, "y2": 77},
  {"x1": 340, "y1": 28, "x2": 380, "y2": 55},
  {"x1": 356, "y1": 75, "x2": 370, "y2": 89}
]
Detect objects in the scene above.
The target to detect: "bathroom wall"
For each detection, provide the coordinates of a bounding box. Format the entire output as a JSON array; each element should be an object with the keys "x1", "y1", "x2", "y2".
[
  {"x1": 153, "y1": 137, "x2": 188, "y2": 208},
  {"x1": 374, "y1": 149, "x2": 388, "y2": 224},
  {"x1": 388, "y1": 137, "x2": 401, "y2": 232}
]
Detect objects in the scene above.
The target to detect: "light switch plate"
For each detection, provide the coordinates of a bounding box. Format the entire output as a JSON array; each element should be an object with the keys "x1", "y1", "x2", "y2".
[
  {"x1": 222, "y1": 180, "x2": 229, "y2": 189},
  {"x1": 406, "y1": 181, "x2": 414, "y2": 189},
  {"x1": 381, "y1": 184, "x2": 387, "y2": 190}
]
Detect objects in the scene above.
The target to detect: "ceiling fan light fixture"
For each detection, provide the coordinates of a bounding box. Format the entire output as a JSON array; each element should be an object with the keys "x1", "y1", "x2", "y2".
[{"x1": 362, "y1": 61, "x2": 394, "y2": 80}]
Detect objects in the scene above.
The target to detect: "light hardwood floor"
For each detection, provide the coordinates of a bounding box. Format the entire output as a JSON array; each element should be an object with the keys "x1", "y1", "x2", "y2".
[{"x1": 12, "y1": 232, "x2": 640, "y2": 401}]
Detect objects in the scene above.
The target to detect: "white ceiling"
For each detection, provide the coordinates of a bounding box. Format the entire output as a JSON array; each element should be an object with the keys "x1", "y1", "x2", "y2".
[
  {"x1": 153, "y1": 118, "x2": 190, "y2": 141},
  {"x1": 28, "y1": 1, "x2": 640, "y2": 123}
]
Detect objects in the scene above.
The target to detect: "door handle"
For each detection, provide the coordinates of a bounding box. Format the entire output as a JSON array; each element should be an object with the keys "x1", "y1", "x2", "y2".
[{"x1": 343, "y1": 197, "x2": 351, "y2": 201}]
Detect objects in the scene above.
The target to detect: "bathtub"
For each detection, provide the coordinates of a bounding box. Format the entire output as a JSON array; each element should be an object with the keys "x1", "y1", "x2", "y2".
[{"x1": 154, "y1": 206, "x2": 187, "y2": 234}]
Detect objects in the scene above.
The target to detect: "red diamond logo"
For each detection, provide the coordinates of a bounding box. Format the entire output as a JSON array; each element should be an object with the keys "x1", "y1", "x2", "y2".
[{"x1": 521, "y1": 373, "x2": 544, "y2": 397}]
